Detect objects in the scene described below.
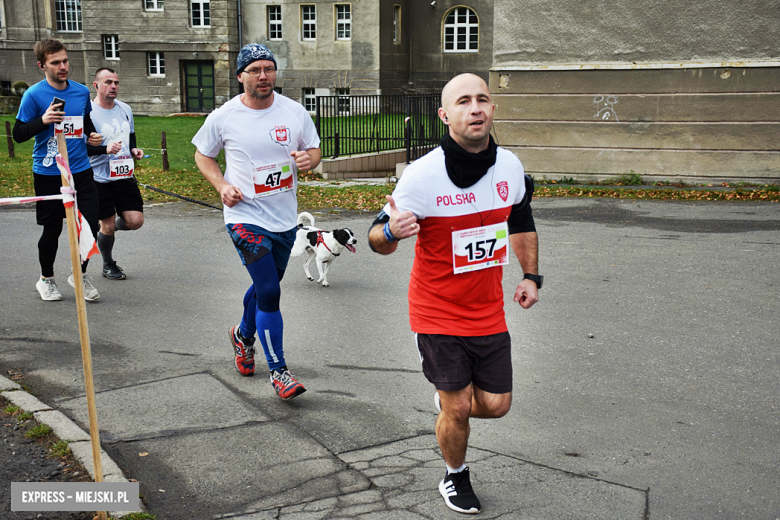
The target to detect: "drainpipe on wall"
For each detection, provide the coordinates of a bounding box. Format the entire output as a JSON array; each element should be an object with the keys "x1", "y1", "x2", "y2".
[
  {"x1": 237, "y1": 0, "x2": 243, "y2": 46},
  {"x1": 407, "y1": 2, "x2": 413, "y2": 93}
]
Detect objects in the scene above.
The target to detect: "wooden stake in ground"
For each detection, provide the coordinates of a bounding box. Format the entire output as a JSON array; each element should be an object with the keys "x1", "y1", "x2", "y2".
[
  {"x1": 56, "y1": 133, "x2": 108, "y2": 520},
  {"x1": 5, "y1": 120, "x2": 14, "y2": 158}
]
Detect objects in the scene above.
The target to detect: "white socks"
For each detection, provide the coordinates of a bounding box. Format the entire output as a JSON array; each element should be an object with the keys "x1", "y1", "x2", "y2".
[{"x1": 446, "y1": 463, "x2": 466, "y2": 475}]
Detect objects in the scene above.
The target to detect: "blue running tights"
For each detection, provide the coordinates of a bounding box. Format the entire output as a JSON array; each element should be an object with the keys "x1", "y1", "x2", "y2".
[{"x1": 239, "y1": 252, "x2": 287, "y2": 372}]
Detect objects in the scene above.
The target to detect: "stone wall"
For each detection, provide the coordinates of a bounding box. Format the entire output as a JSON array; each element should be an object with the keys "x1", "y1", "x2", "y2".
[
  {"x1": 492, "y1": 67, "x2": 780, "y2": 184},
  {"x1": 491, "y1": 0, "x2": 780, "y2": 183},
  {"x1": 0, "y1": 96, "x2": 21, "y2": 115}
]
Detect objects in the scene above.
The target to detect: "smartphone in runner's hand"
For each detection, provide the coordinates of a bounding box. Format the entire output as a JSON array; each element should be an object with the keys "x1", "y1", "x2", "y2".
[{"x1": 52, "y1": 97, "x2": 66, "y2": 113}]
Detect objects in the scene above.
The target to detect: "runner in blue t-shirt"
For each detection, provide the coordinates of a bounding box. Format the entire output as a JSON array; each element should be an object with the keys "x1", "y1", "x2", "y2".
[{"x1": 13, "y1": 39, "x2": 106, "y2": 302}]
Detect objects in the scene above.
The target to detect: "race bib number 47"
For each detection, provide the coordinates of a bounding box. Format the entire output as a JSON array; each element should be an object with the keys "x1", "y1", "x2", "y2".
[
  {"x1": 251, "y1": 160, "x2": 293, "y2": 197},
  {"x1": 452, "y1": 222, "x2": 509, "y2": 275},
  {"x1": 54, "y1": 116, "x2": 84, "y2": 140}
]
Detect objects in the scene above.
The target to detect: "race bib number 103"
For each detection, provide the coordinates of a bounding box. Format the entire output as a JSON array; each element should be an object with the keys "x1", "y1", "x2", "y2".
[
  {"x1": 451, "y1": 222, "x2": 509, "y2": 275},
  {"x1": 109, "y1": 156, "x2": 134, "y2": 178}
]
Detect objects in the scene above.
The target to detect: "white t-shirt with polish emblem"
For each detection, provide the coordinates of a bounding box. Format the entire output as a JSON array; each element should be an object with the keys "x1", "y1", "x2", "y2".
[{"x1": 192, "y1": 93, "x2": 320, "y2": 232}]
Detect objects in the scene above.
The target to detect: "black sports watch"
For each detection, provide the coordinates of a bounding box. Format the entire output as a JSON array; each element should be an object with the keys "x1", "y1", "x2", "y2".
[{"x1": 523, "y1": 273, "x2": 543, "y2": 289}]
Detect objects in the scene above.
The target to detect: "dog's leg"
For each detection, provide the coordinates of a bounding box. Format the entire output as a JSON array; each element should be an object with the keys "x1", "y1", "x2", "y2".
[
  {"x1": 303, "y1": 250, "x2": 315, "y2": 281},
  {"x1": 319, "y1": 259, "x2": 331, "y2": 287},
  {"x1": 315, "y1": 258, "x2": 328, "y2": 286}
]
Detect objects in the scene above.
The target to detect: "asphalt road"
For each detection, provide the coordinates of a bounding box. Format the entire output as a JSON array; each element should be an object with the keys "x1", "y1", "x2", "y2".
[{"x1": 0, "y1": 198, "x2": 778, "y2": 519}]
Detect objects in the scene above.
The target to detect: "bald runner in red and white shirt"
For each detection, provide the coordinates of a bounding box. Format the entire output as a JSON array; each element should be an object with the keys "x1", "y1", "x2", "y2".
[{"x1": 381, "y1": 146, "x2": 527, "y2": 337}]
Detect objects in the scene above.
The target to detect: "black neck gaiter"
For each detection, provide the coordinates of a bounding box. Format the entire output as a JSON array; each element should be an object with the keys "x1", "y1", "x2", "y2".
[{"x1": 440, "y1": 132, "x2": 498, "y2": 189}]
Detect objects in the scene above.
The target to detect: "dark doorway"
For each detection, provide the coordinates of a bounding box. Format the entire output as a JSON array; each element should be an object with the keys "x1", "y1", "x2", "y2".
[{"x1": 184, "y1": 61, "x2": 215, "y2": 112}]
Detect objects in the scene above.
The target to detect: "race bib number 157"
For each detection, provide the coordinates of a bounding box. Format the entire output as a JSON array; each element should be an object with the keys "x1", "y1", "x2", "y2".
[{"x1": 452, "y1": 222, "x2": 509, "y2": 275}]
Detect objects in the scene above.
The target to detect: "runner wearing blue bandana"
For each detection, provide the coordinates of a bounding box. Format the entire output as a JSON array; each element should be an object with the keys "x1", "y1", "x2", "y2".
[{"x1": 192, "y1": 43, "x2": 321, "y2": 400}]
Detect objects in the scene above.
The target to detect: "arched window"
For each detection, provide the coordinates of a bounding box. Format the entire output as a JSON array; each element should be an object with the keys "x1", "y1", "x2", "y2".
[{"x1": 443, "y1": 7, "x2": 478, "y2": 53}]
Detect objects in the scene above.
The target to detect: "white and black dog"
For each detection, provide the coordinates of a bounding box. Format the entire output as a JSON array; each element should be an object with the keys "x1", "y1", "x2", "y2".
[{"x1": 290, "y1": 212, "x2": 357, "y2": 287}]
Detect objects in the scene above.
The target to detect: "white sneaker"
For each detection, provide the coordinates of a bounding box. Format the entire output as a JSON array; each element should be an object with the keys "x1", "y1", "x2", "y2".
[
  {"x1": 68, "y1": 273, "x2": 100, "y2": 302},
  {"x1": 36, "y1": 277, "x2": 63, "y2": 301}
]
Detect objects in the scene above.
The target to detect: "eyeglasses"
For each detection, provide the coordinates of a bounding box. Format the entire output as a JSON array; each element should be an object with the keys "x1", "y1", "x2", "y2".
[{"x1": 243, "y1": 68, "x2": 277, "y2": 77}]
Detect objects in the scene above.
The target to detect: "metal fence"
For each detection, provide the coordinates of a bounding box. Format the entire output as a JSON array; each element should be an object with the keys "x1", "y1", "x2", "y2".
[{"x1": 315, "y1": 94, "x2": 445, "y2": 162}]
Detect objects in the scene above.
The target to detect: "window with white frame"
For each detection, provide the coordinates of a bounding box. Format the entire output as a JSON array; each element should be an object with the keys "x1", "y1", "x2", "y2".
[
  {"x1": 443, "y1": 7, "x2": 478, "y2": 52},
  {"x1": 393, "y1": 5, "x2": 401, "y2": 43},
  {"x1": 148, "y1": 52, "x2": 165, "y2": 76},
  {"x1": 301, "y1": 5, "x2": 316, "y2": 41},
  {"x1": 337, "y1": 88, "x2": 350, "y2": 114},
  {"x1": 145, "y1": 0, "x2": 163, "y2": 11},
  {"x1": 191, "y1": 0, "x2": 210, "y2": 27},
  {"x1": 335, "y1": 4, "x2": 351, "y2": 40},
  {"x1": 303, "y1": 88, "x2": 315, "y2": 112},
  {"x1": 103, "y1": 35, "x2": 119, "y2": 60},
  {"x1": 268, "y1": 5, "x2": 282, "y2": 40},
  {"x1": 55, "y1": 0, "x2": 82, "y2": 32}
]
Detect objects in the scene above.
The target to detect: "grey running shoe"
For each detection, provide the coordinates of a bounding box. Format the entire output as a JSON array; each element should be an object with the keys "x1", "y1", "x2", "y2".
[
  {"x1": 439, "y1": 467, "x2": 481, "y2": 514},
  {"x1": 36, "y1": 277, "x2": 63, "y2": 301},
  {"x1": 68, "y1": 273, "x2": 100, "y2": 302},
  {"x1": 102, "y1": 262, "x2": 126, "y2": 280}
]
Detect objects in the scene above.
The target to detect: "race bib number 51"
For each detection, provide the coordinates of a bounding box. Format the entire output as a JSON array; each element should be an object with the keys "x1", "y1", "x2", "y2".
[
  {"x1": 251, "y1": 160, "x2": 293, "y2": 197},
  {"x1": 54, "y1": 116, "x2": 84, "y2": 140},
  {"x1": 452, "y1": 222, "x2": 509, "y2": 274}
]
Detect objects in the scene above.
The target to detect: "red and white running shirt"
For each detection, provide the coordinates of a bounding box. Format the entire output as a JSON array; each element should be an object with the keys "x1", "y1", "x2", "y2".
[{"x1": 384, "y1": 146, "x2": 526, "y2": 336}]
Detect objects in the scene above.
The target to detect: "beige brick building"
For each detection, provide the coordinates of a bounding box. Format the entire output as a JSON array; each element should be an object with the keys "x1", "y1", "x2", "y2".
[
  {"x1": 0, "y1": 0, "x2": 240, "y2": 115},
  {"x1": 242, "y1": 0, "x2": 494, "y2": 109}
]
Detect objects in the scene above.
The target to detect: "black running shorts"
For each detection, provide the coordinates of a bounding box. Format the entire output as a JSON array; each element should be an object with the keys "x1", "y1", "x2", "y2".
[
  {"x1": 34, "y1": 169, "x2": 99, "y2": 227},
  {"x1": 96, "y1": 178, "x2": 144, "y2": 220},
  {"x1": 415, "y1": 332, "x2": 513, "y2": 394}
]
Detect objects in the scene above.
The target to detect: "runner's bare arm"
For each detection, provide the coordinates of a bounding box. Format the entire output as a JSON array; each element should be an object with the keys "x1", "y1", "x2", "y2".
[
  {"x1": 195, "y1": 151, "x2": 243, "y2": 207},
  {"x1": 510, "y1": 232, "x2": 539, "y2": 309},
  {"x1": 368, "y1": 222, "x2": 399, "y2": 255},
  {"x1": 291, "y1": 148, "x2": 322, "y2": 172},
  {"x1": 368, "y1": 195, "x2": 419, "y2": 255}
]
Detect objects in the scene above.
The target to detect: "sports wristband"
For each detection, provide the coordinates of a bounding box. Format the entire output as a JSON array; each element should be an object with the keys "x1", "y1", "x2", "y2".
[{"x1": 383, "y1": 222, "x2": 398, "y2": 242}]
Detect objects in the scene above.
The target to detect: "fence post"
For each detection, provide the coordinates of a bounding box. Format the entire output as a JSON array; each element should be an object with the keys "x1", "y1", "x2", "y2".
[
  {"x1": 5, "y1": 120, "x2": 14, "y2": 158},
  {"x1": 405, "y1": 96, "x2": 411, "y2": 164},
  {"x1": 334, "y1": 132, "x2": 340, "y2": 158},
  {"x1": 161, "y1": 131, "x2": 169, "y2": 171},
  {"x1": 405, "y1": 118, "x2": 411, "y2": 164},
  {"x1": 315, "y1": 96, "x2": 320, "y2": 136}
]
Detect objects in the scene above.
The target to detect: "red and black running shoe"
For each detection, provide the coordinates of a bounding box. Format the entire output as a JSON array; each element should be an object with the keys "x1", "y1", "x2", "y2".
[
  {"x1": 229, "y1": 325, "x2": 255, "y2": 376},
  {"x1": 270, "y1": 368, "x2": 306, "y2": 400}
]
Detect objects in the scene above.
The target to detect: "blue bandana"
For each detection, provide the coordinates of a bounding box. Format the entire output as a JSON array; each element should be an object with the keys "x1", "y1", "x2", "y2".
[{"x1": 236, "y1": 43, "x2": 277, "y2": 76}]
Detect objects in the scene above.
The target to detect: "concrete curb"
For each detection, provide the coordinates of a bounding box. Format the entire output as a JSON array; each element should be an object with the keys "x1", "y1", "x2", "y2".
[{"x1": 0, "y1": 374, "x2": 142, "y2": 518}]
